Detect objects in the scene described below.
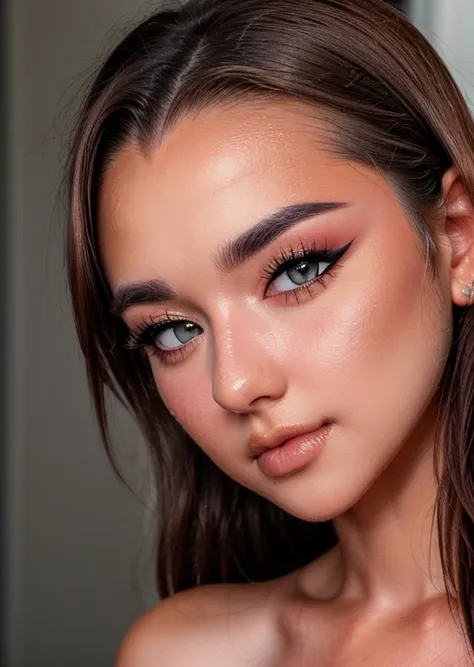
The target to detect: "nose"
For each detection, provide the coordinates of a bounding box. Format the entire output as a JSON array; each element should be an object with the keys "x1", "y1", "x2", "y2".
[{"x1": 211, "y1": 316, "x2": 287, "y2": 414}]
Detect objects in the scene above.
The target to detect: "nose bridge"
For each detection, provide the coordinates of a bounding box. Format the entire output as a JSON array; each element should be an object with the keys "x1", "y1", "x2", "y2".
[{"x1": 210, "y1": 301, "x2": 287, "y2": 413}]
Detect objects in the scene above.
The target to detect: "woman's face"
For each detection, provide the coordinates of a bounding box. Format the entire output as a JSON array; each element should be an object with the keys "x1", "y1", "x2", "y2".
[{"x1": 99, "y1": 102, "x2": 453, "y2": 521}]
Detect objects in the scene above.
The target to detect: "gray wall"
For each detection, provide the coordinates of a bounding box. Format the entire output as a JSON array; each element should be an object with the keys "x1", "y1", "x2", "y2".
[
  {"x1": 3, "y1": 2, "x2": 158, "y2": 666},
  {"x1": 411, "y1": 0, "x2": 474, "y2": 107}
]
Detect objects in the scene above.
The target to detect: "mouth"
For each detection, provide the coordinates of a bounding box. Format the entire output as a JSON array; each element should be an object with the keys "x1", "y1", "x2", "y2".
[
  {"x1": 249, "y1": 422, "x2": 333, "y2": 477},
  {"x1": 249, "y1": 421, "x2": 331, "y2": 457}
]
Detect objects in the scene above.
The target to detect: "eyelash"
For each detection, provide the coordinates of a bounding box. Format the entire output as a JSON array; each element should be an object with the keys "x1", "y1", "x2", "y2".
[
  {"x1": 124, "y1": 239, "x2": 353, "y2": 363},
  {"x1": 260, "y1": 238, "x2": 351, "y2": 302},
  {"x1": 124, "y1": 312, "x2": 193, "y2": 364}
]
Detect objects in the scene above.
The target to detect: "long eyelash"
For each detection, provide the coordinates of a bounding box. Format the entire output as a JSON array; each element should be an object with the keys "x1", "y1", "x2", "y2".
[
  {"x1": 275, "y1": 265, "x2": 337, "y2": 308},
  {"x1": 124, "y1": 312, "x2": 192, "y2": 362},
  {"x1": 261, "y1": 237, "x2": 353, "y2": 297}
]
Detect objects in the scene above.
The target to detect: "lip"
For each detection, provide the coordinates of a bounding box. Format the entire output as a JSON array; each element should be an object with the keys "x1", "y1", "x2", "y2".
[
  {"x1": 249, "y1": 421, "x2": 331, "y2": 458},
  {"x1": 253, "y1": 422, "x2": 333, "y2": 477}
]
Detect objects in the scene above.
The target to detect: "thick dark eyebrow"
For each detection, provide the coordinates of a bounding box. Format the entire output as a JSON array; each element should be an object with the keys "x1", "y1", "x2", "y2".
[
  {"x1": 111, "y1": 279, "x2": 176, "y2": 318},
  {"x1": 214, "y1": 201, "x2": 348, "y2": 272},
  {"x1": 111, "y1": 201, "x2": 348, "y2": 317}
]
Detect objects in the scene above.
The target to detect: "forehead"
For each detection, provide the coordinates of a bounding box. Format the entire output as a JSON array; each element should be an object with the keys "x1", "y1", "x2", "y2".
[{"x1": 98, "y1": 102, "x2": 386, "y2": 288}]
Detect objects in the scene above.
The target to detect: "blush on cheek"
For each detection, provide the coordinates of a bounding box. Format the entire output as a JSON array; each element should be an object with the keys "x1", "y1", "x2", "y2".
[
  {"x1": 154, "y1": 372, "x2": 187, "y2": 421},
  {"x1": 312, "y1": 246, "x2": 447, "y2": 441},
  {"x1": 313, "y1": 217, "x2": 429, "y2": 374},
  {"x1": 155, "y1": 370, "x2": 218, "y2": 443},
  {"x1": 313, "y1": 293, "x2": 380, "y2": 373}
]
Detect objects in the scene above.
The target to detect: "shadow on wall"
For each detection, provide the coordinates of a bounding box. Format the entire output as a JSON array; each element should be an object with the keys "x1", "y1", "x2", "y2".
[{"x1": 386, "y1": 0, "x2": 408, "y2": 12}]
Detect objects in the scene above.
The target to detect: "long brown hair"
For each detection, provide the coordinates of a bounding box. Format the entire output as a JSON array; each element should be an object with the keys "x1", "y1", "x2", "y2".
[{"x1": 66, "y1": 0, "x2": 474, "y2": 649}]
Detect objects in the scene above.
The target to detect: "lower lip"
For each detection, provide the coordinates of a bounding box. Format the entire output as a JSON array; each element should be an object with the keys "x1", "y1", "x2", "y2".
[{"x1": 257, "y1": 423, "x2": 332, "y2": 477}]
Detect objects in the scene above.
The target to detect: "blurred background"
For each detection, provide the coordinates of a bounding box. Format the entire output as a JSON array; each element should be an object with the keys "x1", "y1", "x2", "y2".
[{"x1": 1, "y1": 0, "x2": 473, "y2": 665}]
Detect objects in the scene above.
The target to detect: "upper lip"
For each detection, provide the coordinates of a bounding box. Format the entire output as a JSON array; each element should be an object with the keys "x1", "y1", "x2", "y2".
[{"x1": 248, "y1": 421, "x2": 329, "y2": 458}]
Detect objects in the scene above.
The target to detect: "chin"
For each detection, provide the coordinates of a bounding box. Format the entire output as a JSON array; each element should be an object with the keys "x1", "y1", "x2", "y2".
[{"x1": 263, "y1": 469, "x2": 376, "y2": 523}]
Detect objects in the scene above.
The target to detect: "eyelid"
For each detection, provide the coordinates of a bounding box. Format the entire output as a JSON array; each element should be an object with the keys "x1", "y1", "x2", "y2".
[
  {"x1": 124, "y1": 313, "x2": 201, "y2": 350},
  {"x1": 262, "y1": 238, "x2": 353, "y2": 295}
]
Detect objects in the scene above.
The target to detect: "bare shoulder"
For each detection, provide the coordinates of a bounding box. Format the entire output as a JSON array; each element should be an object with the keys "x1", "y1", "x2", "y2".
[
  {"x1": 115, "y1": 578, "x2": 289, "y2": 667},
  {"x1": 114, "y1": 589, "x2": 206, "y2": 667}
]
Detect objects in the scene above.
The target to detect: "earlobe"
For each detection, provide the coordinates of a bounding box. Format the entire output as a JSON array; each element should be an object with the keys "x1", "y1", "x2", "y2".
[{"x1": 441, "y1": 167, "x2": 474, "y2": 306}]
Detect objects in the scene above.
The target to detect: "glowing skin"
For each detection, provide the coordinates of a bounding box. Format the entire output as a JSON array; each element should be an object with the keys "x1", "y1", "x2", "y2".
[{"x1": 100, "y1": 103, "x2": 473, "y2": 665}]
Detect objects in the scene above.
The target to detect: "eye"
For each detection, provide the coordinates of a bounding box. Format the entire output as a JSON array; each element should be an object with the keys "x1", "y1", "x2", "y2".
[
  {"x1": 155, "y1": 321, "x2": 200, "y2": 350},
  {"x1": 124, "y1": 314, "x2": 204, "y2": 361},
  {"x1": 271, "y1": 258, "x2": 331, "y2": 293},
  {"x1": 262, "y1": 240, "x2": 353, "y2": 298}
]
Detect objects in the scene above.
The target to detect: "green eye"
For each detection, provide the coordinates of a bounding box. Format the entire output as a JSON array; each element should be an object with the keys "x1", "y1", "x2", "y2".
[
  {"x1": 273, "y1": 259, "x2": 331, "y2": 291},
  {"x1": 155, "y1": 321, "x2": 201, "y2": 350}
]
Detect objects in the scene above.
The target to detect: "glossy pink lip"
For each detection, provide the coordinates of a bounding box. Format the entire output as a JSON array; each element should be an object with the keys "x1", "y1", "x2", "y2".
[
  {"x1": 249, "y1": 421, "x2": 331, "y2": 458},
  {"x1": 256, "y1": 423, "x2": 332, "y2": 477}
]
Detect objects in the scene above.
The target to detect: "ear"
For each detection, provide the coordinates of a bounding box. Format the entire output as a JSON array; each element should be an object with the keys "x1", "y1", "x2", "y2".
[{"x1": 442, "y1": 166, "x2": 474, "y2": 306}]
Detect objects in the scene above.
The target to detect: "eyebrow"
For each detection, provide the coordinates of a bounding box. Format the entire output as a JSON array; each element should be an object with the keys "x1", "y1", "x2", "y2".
[
  {"x1": 111, "y1": 201, "x2": 348, "y2": 317},
  {"x1": 214, "y1": 201, "x2": 347, "y2": 272}
]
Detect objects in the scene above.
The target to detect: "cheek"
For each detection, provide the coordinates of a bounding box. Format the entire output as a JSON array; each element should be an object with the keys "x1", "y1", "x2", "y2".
[
  {"x1": 307, "y1": 235, "x2": 451, "y2": 434},
  {"x1": 156, "y1": 368, "x2": 247, "y2": 483},
  {"x1": 153, "y1": 365, "x2": 224, "y2": 450}
]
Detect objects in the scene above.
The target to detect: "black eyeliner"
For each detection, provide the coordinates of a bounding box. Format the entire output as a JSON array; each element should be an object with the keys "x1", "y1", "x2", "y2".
[
  {"x1": 262, "y1": 238, "x2": 353, "y2": 284},
  {"x1": 125, "y1": 314, "x2": 193, "y2": 351}
]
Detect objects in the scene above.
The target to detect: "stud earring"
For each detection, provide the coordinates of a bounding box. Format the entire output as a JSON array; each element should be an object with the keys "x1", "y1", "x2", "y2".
[{"x1": 462, "y1": 281, "x2": 474, "y2": 297}]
